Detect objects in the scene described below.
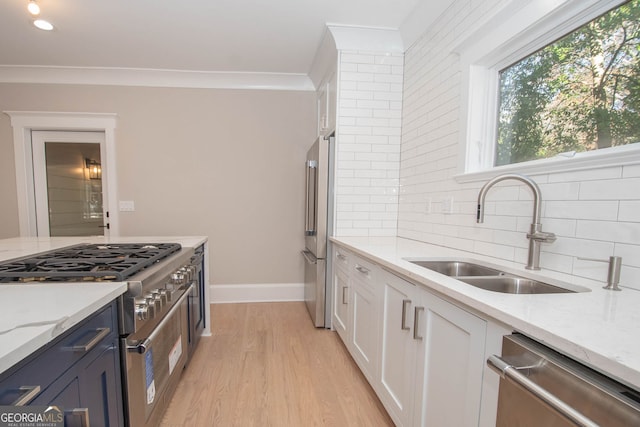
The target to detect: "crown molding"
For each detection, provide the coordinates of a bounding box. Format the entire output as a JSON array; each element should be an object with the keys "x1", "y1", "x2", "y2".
[{"x1": 0, "y1": 65, "x2": 315, "y2": 91}]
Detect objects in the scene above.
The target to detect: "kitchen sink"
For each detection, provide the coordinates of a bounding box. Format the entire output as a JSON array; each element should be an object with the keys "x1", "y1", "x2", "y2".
[
  {"x1": 456, "y1": 276, "x2": 575, "y2": 294},
  {"x1": 407, "y1": 260, "x2": 502, "y2": 277},
  {"x1": 405, "y1": 258, "x2": 585, "y2": 294}
]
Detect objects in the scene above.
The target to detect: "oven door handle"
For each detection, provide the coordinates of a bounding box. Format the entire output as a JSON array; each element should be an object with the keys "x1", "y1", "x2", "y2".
[{"x1": 127, "y1": 284, "x2": 193, "y2": 354}]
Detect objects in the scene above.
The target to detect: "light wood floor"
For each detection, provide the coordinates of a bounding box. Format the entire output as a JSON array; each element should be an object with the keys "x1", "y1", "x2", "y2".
[{"x1": 160, "y1": 302, "x2": 394, "y2": 427}]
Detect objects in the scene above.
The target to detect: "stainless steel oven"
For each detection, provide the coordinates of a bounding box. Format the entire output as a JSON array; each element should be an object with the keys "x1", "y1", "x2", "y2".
[
  {"x1": 118, "y1": 247, "x2": 195, "y2": 427},
  {"x1": 488, "y1": 334, "x2": 640, "y2": 426},
  {"x1": 122, "y1": 284, "x2": 191, "y2": 427}
]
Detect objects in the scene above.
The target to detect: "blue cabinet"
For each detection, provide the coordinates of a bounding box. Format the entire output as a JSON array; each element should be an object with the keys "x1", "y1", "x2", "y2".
[
  {"x1": 0, "y1": 300, "x2": 124, "y2": 427},
  {"x1": 187, "y1": 245, "x2": 206, "y2": 360}
]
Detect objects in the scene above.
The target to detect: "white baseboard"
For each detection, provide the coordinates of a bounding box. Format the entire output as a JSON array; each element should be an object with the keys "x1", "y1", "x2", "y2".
[{"x1": 210, "y1": 283, "x2": 304, "y2": 304}]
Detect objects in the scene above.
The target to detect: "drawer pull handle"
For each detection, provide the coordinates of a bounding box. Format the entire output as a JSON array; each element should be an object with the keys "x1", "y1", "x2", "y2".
[
  {"x1": 355, "y1": 265, "x2": 370, "y2": 275},
  {"x1": 337, "y1": 253, "x2": 347, "y2": 261},
  {"x1": 68, "y1": 407, "x2": 91, "y2": 427},
  {"x1": 401, "y1": 299, "x2": 411, "y2": 330},
  {"x1": 413, "y1": 307, "x2": 424, "y2": 340},
  {"x1": 342, "y1": 286, "x2": 348, "y2": 304},
  {"x1": 71, "y1": 327, "x2": 110, "y2": 352},
  {"x1": 12, "y1": 385, "x2": 41, "y2": 406}
]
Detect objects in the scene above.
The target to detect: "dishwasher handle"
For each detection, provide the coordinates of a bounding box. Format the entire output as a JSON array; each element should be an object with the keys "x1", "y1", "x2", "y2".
[{"x1": 487, "y1": 355, "x2": 600, "y2": 427}]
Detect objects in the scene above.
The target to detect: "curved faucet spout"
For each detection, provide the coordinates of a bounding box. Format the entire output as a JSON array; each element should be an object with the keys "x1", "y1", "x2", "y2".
[
  {"x1": 477, "y1": 173, "x2": 542, "y2": 224},
  {"x1": 476, "y1": 173, "x2": 554, "y2": 270}
]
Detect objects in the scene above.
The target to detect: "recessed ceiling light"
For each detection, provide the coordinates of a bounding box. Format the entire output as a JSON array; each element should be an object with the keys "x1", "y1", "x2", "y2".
[
  {"x1": 27, "y1": 0, "x2": 40, "y2": 16},
  {"x1": 33, "y1": 19, "x2": 54, "y2": 31}
]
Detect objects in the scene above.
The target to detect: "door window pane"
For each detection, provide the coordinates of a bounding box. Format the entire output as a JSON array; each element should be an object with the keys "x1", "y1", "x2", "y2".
[{"x1": 44, "y1": 142, "x2": 104, "y2": 236}]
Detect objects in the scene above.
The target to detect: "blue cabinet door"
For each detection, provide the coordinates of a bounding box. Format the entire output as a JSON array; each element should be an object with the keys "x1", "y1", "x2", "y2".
[{"x1": 80, "y1": 338, "x2": 124, "y2": 427}]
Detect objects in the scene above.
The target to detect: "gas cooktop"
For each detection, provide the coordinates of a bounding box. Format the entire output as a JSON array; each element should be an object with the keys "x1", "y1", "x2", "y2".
[{"x1": 0, "y1": 243, "x2": 182, "y2": 283}]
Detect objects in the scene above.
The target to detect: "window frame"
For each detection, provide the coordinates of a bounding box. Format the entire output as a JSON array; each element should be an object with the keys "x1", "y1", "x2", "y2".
[{"x1": 453, "y1": 0, "x2": 639, "y2": 183}]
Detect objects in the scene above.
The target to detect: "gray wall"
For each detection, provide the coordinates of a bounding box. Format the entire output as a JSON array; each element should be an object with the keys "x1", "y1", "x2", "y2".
[{"x1": 0, "y1": 83, "x2": 316, "y2": 286}]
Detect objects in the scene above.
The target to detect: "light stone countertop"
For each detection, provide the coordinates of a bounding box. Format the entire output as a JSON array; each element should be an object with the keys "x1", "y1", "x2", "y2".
[
  {"x1": 331, "y1": 236, "x2": 640, "y2": 391},
  {"x1": 0, "y1": 236, "x2": 208, "y2": 376}
]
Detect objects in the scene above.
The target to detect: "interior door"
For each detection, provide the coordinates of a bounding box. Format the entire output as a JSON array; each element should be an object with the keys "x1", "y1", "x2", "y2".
[{"x1": 31, "y1": 131, "x2": 109, "y2": 237}]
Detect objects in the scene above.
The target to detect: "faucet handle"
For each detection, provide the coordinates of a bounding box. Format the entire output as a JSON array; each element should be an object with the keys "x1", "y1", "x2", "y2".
[{"x1": 577, "y1": 256, "x2": 622, "y2": 291}]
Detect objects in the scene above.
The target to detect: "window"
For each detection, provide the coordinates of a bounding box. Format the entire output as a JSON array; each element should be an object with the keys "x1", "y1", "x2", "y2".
[
  {"x1": 454, "y1": 0, "x2": 640, "y2": 180},
  {"x1": 497, "y1": 0, "x2": 640, "y2": 166}
]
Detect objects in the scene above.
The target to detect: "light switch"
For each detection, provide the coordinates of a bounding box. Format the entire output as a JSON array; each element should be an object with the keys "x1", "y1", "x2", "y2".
[{"x1": 119, "y1": 200, "x2": 135, "y2": 212}]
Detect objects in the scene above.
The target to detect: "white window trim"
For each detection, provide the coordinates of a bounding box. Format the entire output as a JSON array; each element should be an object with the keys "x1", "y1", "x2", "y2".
[{"x1": 453, "y1": 0, "x2": 634, "y2": 183}]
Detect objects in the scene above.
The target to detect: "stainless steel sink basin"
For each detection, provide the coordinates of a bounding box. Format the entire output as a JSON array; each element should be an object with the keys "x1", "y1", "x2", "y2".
[
  {"x1": 405, "y1": 258, "x2": 585, "y2": 294},
  {"x1": 457, "y1": 277, "x2": 575, "y2": 294},
  {"x1": 407, "y1": 260, "x2": 502, "y2": 277}
]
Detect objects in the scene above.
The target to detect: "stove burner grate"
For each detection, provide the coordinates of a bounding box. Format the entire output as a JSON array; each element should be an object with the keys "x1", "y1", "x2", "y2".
[{"x1": 0, "y1": 243, "x2": 181, "y2": 283}]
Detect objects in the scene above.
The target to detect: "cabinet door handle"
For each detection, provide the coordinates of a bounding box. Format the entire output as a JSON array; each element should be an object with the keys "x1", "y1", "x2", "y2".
[
  {"x1": 355, "y1": 265, "x2": 370, "y2": 275},
  {"x1": 401, "y1": 299, "x2": 411, "y2": 330},
  {"x1": 413, "y1": 307, "x2": 425, "y2": 340},
  {"x1": 342, "y1": 286, "x2": 348, "y2": 304},
  {"x1": 11, "y1": 385, "x2": 41, "y2": 406},
  {"x1": 71, "y1": 327, "x2": 110, "y2": 352},
  {"x1": 68, "y1": 408, "x2": 91, "y2": 427}
]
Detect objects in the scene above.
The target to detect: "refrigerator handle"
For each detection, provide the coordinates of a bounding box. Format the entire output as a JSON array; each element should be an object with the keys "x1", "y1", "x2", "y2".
[
  {"x1": 305, "y1": 160, "x2": 317, "y2": 236},
  {"x1": 301, "y1": 250, "x2": 317, "y2": 264}
]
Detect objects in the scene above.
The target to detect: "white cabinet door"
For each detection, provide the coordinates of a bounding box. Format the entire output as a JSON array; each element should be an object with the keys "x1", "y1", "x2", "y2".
[
  {"x1": 317, "y1": 81, "x2": 329, "y2": 137},
  {"x1": 332, "y1": 248, "x2": 351, "y2": 343},
  {"x1": 350, "y1": 260, "x2": 379, "y2": 383},
  {"x1": 378, "y1": 271, "x2": 420, "y2": 427},
  {"x1": 414, "y1": 293, "x2": 487, "y2": 427}
]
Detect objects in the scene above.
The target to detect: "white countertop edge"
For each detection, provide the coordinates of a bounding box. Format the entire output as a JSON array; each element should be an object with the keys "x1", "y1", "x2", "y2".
[
  {"x1": 0, "y1": 282, "x2": 127, "y2": 376},
  {"x1": 330, "y1": 236, "x2": 640, "y2": 391}
]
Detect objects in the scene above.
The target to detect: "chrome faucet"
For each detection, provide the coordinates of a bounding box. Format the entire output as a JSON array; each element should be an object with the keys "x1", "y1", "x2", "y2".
[{"x1": 477, "y1": 173, "x2": 556, "y2": 270}]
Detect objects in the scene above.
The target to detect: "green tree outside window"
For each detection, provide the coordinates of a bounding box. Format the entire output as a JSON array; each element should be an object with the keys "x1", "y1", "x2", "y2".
[{"x1": 497, "y1": 0, "x2": 640, "y2": 166}]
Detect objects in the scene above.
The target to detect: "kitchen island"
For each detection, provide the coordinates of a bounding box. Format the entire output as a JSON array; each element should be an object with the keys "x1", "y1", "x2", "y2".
[
  {"x1": 0, "y1": 235, "x2": 208, "y2": 376},
  {"x1": 331, "y1": 236, "x2": 640, "y2": 390}
]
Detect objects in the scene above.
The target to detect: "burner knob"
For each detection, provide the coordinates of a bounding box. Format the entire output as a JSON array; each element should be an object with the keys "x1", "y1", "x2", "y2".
[
  {"x1": 135, "y1": 303, "x2": 149, "y2": 321},
  {"x1": 169, "y1": 272, "x2": 185, "y2": 286},
  {"x1": 160, "y1": 289, "x2": 172, "y2": 302},
  {"x1": 151, "y1": 290, "x2": 166, "y2": 307},
  {"x1": 178, "y1": 267, "x2": 192, "y2": 282},
  {"x1": 155, "y1": 289, "x2": 168, "y2": 305},
  {"x1": 145, "y1": 293, "x2": 161, "y2": 312}
]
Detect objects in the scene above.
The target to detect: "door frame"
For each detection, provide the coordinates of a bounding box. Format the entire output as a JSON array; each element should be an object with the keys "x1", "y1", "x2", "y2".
[{"x1": 4, "y1": 111, "x2": 119, "y2": 237}]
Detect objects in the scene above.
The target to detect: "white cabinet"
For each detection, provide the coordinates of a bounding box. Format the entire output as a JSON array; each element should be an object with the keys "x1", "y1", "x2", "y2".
[
  {"x1": 331, "y1": 247, "x2": 379, "y2": 382},
  {"x1": 330, "y1": 243, "x2": 500, "y2": 426},
  {"x1": 378, "y1": 271, "x2": 421, "y2": 426},
  {"x1": 379, "y1": 270, "x2": 488, "y2": 426},
  {"x1": 332, "y1": 247, "x2": 350, "y2": 342},
  {"x1": 349, "y1": 257, "x2": 379, "y2": 383},
  {"x1": 316, "y1": 72, "x2": 337, "y2": 137},
  {"x1": 414, "y1": 288, "x2": 487, "y2": 426}
]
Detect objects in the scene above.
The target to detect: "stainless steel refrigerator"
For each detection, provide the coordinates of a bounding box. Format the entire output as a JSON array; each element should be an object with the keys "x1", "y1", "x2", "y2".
[{"x1": 301, "y1": 135, "x2": 334, "y2": 327}]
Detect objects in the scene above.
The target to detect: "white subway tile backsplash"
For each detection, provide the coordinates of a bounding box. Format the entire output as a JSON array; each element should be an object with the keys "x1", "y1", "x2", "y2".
[
  {"x1": 545, "y1": 201, "x2": 619, "y2": 221},
  {"x1": 579, "y1": 178, "x2": 640, "y2": 200},
  {"x1": 618, "y1": 201, "x2": 640, "y2": 221},
  {"x1": 622, "y1": 163, "x2": 640, "y2": 178},
  {"x1": 614, "y1": 243, "x2": 640, "y2": 268},
  {"x1": 576, "y1": 220, "x2": 640, "y2": 244}
]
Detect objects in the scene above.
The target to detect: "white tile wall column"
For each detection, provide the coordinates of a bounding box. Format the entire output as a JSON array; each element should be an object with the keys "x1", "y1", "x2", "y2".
[{"x1": 334, "y1": 50, "x2": 404, "y2": 237}]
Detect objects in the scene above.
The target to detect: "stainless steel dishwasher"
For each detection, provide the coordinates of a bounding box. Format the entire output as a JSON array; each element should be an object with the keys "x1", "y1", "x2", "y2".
[{"x1": 487, "y1": 334, "x2": 640, "y2": 426}]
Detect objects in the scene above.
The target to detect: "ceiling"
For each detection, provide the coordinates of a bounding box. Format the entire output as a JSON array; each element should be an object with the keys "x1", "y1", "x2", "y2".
[{"x1": 0, "y1": 0, "x2": 454, "y2": 90}]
